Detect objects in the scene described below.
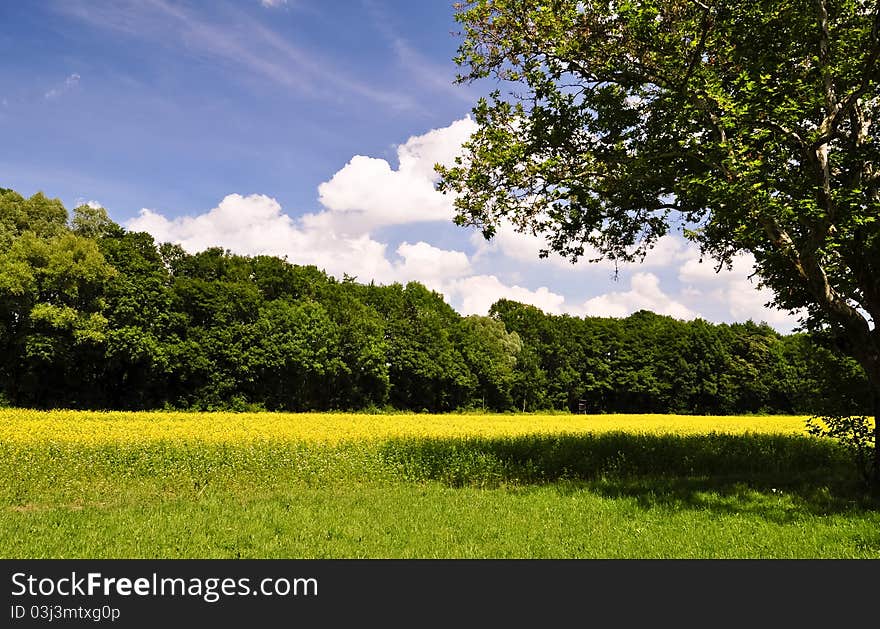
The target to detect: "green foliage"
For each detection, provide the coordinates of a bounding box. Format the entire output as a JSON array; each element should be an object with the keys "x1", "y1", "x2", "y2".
[
  {"x1": 438, "y1": 1, "x2": 880, "y2": 481},
  {"x1": 361, "y1": 282, "x2": 475, "y2": 412},
  {"x1": 0, "y1": 189, "x2": 68, "y2": 242},
  {"x1": 456, "y1": 315, "x2": 522, "y2": 409},
  {"x1": 3, "y1": 432, "x2": 878, "y2": 558},
  {"x1": 807, "y1": 414, "x2": 876, "y2": 485},
  {"x1": 492, "y1": 300, "x2": 870, "y2": 415},
  {"x1": 0, "y1": 186, "x2": 871, "y2": 414},
  {"x1": 0, "y1": 201, "x2": 118, "y2": 407},
  {"x1": 380, "y1": 432, "x2": 852, "y2": 488},
  {"x1": 440, "y1": 1, "x2": 878, "y2": 326},
  {"x1": 71, "y1": 204, "x2": 121, "y2": 240}
]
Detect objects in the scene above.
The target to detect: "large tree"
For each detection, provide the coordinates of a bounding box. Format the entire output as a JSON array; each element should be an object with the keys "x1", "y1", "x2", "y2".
[{"x1": 437, "y1": 0, "x2": 880, "y2": 478}]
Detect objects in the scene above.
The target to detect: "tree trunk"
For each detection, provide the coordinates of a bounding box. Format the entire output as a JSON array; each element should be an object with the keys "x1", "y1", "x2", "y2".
[{"x1": 841, "y1": 329, "x2": 880, "y2": 490}]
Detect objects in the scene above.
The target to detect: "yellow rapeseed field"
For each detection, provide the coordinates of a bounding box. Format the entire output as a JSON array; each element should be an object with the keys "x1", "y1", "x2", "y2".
[{"x1": 0, "y1": 409, "x2": 812, "y2": 445}]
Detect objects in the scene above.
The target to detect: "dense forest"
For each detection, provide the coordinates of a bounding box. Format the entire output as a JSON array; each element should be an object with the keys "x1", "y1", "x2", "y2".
[{"x1": 0, "y1": 188, "x2": 870, "y2": 415}]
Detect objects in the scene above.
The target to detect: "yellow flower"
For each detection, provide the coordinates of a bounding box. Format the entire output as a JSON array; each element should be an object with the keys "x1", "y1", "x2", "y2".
[{"x1": 0, "y1": 410, "x2": 813, "y2": 446}]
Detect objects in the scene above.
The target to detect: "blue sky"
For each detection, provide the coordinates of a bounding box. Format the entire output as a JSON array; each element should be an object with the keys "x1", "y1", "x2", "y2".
[{"x1": 1, "y1": 0, "x2": 801, "y2": 331}]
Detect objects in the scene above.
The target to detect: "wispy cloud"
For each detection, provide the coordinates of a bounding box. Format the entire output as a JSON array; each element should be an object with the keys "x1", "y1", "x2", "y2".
[
  {"x1": 361, "y1": 0, "x2": 476, "y2": 104},
  {"x1": 53, "y1": 0, "x2": 416, "y2": 110},
  {"x1": 44, "y1": 73, "x2": 81, "y2": 100},
  {"x1": 390, "y1": 38, "x2": 475, "y2": 104}
]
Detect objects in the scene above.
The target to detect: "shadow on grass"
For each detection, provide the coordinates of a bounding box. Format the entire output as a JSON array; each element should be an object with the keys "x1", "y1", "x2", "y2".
[{"x1": 379, "y1": 432, "x2": 879, "y2": 518}]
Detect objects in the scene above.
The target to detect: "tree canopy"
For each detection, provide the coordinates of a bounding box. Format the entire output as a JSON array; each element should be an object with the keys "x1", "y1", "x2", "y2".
[
  {"x1": 437, "y1": 0, "x2": 879, "y2": 472},
  {"x1": 0, "y1": 187, "x2": 867, "y2": 415}
]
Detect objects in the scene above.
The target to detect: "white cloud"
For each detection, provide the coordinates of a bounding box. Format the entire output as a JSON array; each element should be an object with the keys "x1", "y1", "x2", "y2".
[
  {"x1": 317, "y1": 116, "x2": 477, "y2": 232},
  {"x1": 130, "y1": 193, "x2": 293, "y2": 252},
  {"x1": 125, "y1": 117, "x2": 478, "y2": 287},
  {"x1": 128, "y1": 193, "x2": 396, "y2": 282},
  {"x1": 726, "y1": 280, "x2": 782, "y2": 321},
  {"x1": 44, "y1": 73, "x2": 81, "y2": 100},
  {"x1": 678, "y1": 253, "x2": 802, "y2": 329},
  {"x1": 123, "y1": 188, "x2": 571, "y2": 321},
  {"x1": 123, "y1": 115, "x2": 802, "y2": 333},
  {"x1": 393, "y1": 241, "x2": 471, "y2": 292},
  {"x1": 316, "y1": 154, "x2": 449, "y2": 229},
  {"x1": 470, "y1": 226, "x2": 549, "y2": 265},
  {"x1": 260, "y1": 0, "x2": 286, "y2": 7},
  {"x1": 73, "y1": 198, "x2": 104, "y2": 209},
  {"x1": 645, "y1": 235, "x2": 696, "y2": 266},
  {"x1": 472, "y1": 225, "x2": 695, "y2": 272},
  {"x1": 397, "y1": 116, "x2": 477, "y2": 181},
  {"x1": 449, "y1": 275, "x2": 567, "y2": 316},
  {"x1": 577, "y1": 272, "x2": 698, "y2": 320},
  {"x1": 678, "y1": 256, "x2": 725, "y2": 283},
  {"x1": 126, "y1": 193, "x2": 472, "y2": 293}
]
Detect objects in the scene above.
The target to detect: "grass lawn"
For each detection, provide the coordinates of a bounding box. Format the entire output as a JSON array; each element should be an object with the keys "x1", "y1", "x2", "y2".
[{"x1": 2, "y1": 411, "x2": 878, "y2": 558}]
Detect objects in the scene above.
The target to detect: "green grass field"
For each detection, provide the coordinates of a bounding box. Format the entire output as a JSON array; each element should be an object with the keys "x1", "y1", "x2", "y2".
[{"x1": 2, "y1": 411, "x2": 879, "y2": 558}]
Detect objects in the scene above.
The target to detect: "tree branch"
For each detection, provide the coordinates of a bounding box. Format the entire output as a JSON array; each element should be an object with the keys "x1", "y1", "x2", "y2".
[
  {"x1": 678, "y1": 2, "x2": 715, "y2": 94},
  {"x1": 759, "y1": 216, "x2": 871, "y2": 339},
  {"x1": 813, "y1": 1, "x2": 880, "y2": 145},
  {"x1": 754, "y1": 119, "x2": 808, "y2": 151},
  {"x1": 816, "y1": 0, "x2": 837, "y2": 115}
]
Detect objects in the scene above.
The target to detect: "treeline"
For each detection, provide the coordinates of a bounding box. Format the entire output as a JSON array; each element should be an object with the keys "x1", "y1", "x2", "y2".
[{"x1": 0, "y1": 188, "x2": 870, "y2": 414}]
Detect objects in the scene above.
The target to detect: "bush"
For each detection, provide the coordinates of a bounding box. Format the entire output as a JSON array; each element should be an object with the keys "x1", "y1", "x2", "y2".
[{"x1": 806, "y1": 415, "x2": 876, "y2": 486}]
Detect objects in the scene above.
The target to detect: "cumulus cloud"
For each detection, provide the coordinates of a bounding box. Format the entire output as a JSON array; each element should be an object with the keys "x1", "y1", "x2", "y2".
[
  {"x1": 124, "y1": 115, "x2": 801, "y2": 331},
  {"x1": 129, "y1": 193, "x2": 395, "y2": 282},
  {"x1": 124, "y1": 200, "x2": 563, "y2": 321},
  {"x1": 131, "y1": 193, "x2": 295, "y2": 253},
  {"x1": 125, "y1": 118, "x2": 479, "y2": 289},
  {"x1": 393, "y1": 241, "x2": 471, "y2": 292},
  {"x1": 678, "y1": 253, "x2": 802, "y2": 329},
  {"x1": 126, "y1": 193, "x2": 475, "y2": 294},
  {"x1": 317, "y1": 116, "x2": 477, "y2": 232},
  {"x1": 577, "y1": 272, "x2": 698, "y2": 320},
  {"x1": 73, "y1": 198, "x2": 105, "y2": 209},
  {"x1": 679, "y1": 258, "x2": 720, "y2": 284},
  {"x1": 472, "y1": 224, "x2": 695, "y2": 272},
  {"x1": 448, "y1": 275, "x2": 567, "y2": 316}
]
